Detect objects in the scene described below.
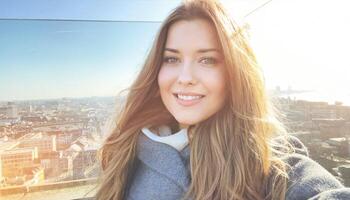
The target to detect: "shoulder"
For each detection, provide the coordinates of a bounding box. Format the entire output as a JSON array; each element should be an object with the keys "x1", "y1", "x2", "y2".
[
  {"x1": 283, "y1": 153, "x2": 346, "y2": 200},
  {"x1": 271, "y1": 135, "x2": 350, "y2": 200}
]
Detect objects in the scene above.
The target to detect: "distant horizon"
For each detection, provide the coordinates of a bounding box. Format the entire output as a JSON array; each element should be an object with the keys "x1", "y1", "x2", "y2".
[
  {"x1": 0, "y1": 86, "x2": 309, "y2": 102},
  {"x1": 0, "y1": 94, "x2": 120, "y2": 103},
  {"x1": 0, "y1": 95, "x2": 109, "y2": 102},
  {"x1": 1, "y1": 87, "x2": 350, "y2": 108}
]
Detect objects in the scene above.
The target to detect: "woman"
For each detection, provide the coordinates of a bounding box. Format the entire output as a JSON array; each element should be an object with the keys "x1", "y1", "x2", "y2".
[{"x1": 95, "y1": 0, "x2": 350, "y2": 199}]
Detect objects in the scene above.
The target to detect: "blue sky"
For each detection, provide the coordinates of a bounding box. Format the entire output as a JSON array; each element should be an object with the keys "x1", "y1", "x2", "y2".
[
  {"x1": 0, "y1": 0, "x2": 349, "y2": 103},
  {"x1": 0, "y1": 19, "x2": 159, "y2": 100},
  {"x1": 0, "y1": 0, "x2": 180, "y2": 21},
  {"x1": 0, "y1": 0, "x2": 180, "y2": 101}
]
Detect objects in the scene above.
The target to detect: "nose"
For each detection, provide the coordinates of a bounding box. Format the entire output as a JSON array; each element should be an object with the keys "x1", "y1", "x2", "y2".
[{"x1": 177, "y1": 60, "x2": 197, "y2": 85}]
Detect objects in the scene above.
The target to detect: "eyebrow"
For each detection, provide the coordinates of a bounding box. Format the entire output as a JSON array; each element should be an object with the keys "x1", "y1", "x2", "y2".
[{"x1": 164, "y1": 48, "x2": 221, "y2": 53}]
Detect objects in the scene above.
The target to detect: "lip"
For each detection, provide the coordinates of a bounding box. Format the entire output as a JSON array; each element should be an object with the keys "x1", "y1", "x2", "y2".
[
  {"x1": 173, "y1": 92, "x2": 205, "y2": 107},
  {"x1": 173, "y1": 92, "x2": 205, "y2": 96}
]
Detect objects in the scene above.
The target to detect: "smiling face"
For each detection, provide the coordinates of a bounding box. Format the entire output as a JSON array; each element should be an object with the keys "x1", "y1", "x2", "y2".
[{"x1": 158, "y1": 19, "x2": 227, "y2": 128}]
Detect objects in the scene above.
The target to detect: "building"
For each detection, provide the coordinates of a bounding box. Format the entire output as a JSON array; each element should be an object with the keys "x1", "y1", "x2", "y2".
[
  {"x1": 18, "y1": 132, "x2": 57, "y2": 157},
  {"x1": 0, "y1": 147, "x2": 38, "y2": 178},
  {"x1": 0, "y1": 102, "x2": 18, "y2": 118}
]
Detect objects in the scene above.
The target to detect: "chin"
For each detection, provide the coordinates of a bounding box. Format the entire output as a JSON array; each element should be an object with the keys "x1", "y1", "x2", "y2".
[{"x1": 175, "y1": 118, "x2": 199, "y2": 127}]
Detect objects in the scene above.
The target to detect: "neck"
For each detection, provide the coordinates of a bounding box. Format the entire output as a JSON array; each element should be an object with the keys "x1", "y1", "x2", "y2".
[{"x1": 179, "y1": 123, "x2": 189, "y2": 129}]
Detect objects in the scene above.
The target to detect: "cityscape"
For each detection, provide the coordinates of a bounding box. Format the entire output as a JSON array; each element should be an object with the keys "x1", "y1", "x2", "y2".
[
  {"x1": 0, "y1": 96, "x2": 117, "y2": 199},
  {"x1": 1, "y1": 91, "x2": 350, "y2": 199},
  {"x1": 277, "y1": 97, "x2": 350, "y2": 186}
]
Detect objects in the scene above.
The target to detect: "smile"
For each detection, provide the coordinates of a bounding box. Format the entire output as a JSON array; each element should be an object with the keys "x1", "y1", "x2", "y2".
[
  {"x1": 177, "y1": 94, "x2": 202, "y2": 100},
  {"x1": 173, "y1": 93, "x2": 205, "y2": 106}
]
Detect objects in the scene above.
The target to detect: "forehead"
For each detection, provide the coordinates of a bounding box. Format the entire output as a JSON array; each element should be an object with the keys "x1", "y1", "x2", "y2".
[{"x1": 165, "y1": 19, "x2": 221, "y2": 50}]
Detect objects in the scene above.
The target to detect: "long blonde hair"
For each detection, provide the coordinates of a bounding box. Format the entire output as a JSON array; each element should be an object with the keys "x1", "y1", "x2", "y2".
[{"x1": 95, "y1": 0, "x2": 291, "y2": 199}]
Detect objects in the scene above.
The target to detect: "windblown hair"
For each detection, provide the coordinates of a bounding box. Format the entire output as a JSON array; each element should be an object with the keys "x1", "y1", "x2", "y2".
[{"x1": 95, "y1": 0, "x2": 292, "y2": 199}]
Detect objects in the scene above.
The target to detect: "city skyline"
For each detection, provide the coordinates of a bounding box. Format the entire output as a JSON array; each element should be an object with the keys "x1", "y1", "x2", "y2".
[
  {"x1": 0, "y1": 0, "x2": 349, "y2": 101},
  {"x1": 2, "y1": 87, "x2": 350, "y2": 195}
]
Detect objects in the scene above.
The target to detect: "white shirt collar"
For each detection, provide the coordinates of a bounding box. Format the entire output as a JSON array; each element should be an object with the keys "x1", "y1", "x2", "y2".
[{"x1": 141, "y1": 125, "x2": 189, "y2": 151}]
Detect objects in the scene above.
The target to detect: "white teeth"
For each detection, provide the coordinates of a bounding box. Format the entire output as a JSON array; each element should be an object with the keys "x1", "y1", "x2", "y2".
[{"x1": 177, "y1": 94, "x2": 202, "y2": 100}]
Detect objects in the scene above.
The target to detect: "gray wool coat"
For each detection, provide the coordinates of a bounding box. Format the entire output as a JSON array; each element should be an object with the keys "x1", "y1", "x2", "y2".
[{"x1": 123, "y1": 133, "x2": 350, "y2": 200}]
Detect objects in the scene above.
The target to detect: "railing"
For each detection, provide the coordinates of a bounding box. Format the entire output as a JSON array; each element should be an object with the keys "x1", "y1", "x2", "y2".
[{"x1": 0, "y1": 177, "x2": 97, "y2": 196}]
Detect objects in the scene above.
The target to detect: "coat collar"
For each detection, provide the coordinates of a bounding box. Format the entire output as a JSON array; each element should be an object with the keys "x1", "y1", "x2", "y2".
[
  {"x1": 136, "y1": 133, "x2": 191, "y2": 191},
  {"x1": 141, "y1": 126, "x2": 189, "y2": 151}
]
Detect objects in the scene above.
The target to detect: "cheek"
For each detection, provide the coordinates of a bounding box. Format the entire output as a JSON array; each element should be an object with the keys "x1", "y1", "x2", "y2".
[
  {"x1": 205, "y1": 71, "x2": 227, "y2": 105},
  {"x1": 203, "y1": 70, "x2": 226, "y2": 93},
  {"x1": 217, "y1": 74, "x2": 226, "y2": 95},
  {"x1": 158, "y1": 67, "x2": 173, "y2": 94}
]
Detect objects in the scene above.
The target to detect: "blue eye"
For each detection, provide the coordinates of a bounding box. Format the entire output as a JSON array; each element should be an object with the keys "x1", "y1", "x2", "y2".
[
  {"x1": 163, "y1": 56, "x2": 179, "y2": 64},
  {"x1": 200, "y1": 57, "x2": 218, "y2": 65}
]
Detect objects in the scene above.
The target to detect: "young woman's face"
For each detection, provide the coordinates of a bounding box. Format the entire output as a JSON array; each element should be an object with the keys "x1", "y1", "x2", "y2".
[{"x1": 158, "y1": 19, "x2": 227, "y2": 128}]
